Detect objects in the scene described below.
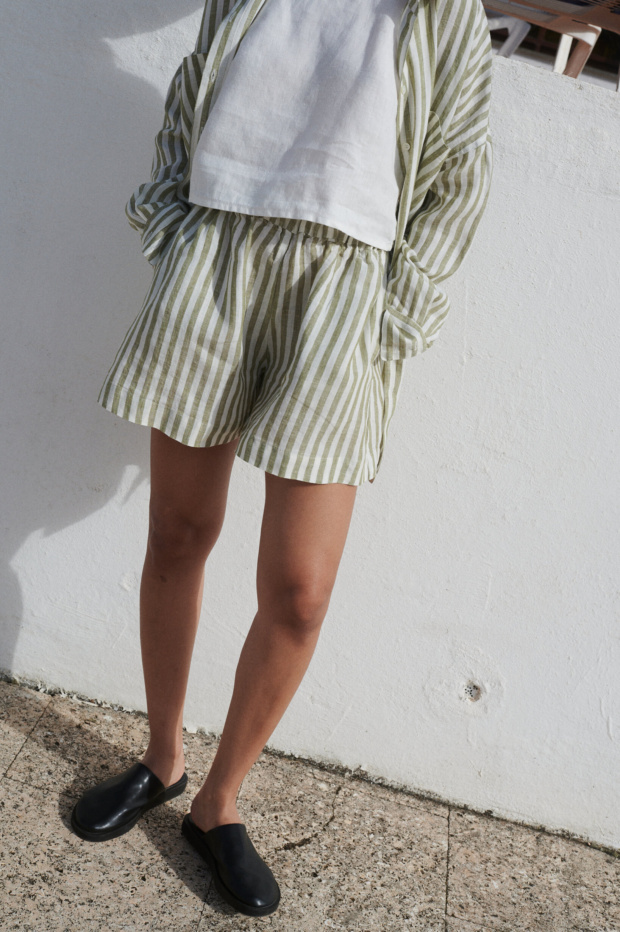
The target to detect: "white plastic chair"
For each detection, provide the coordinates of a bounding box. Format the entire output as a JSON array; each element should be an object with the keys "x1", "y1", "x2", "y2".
[{"x1": 485, "y1": 11, "x2": 532, "y2": 56}]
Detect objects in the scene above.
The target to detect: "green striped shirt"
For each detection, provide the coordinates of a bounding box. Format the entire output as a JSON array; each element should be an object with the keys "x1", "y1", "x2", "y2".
[{"x1": 126, "y1": 0, "x2": 494, "y2": 362}]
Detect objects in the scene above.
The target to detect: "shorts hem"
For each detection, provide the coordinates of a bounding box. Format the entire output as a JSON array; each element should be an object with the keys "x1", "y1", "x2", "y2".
[
  {"x1": 98, "y1": 391, "x2": 379, "y2": 487},
  {"x1": 97, "y1": 391, "x2": 241, "y2": 448},
  {"x1": 234, "y1": 432, "x2": 378, "y2": 487}
]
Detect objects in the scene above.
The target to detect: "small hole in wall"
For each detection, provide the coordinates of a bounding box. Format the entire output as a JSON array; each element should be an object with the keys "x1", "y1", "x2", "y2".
[{"x1": 463, "y1": 681, "x2": 482, "y2": 702}]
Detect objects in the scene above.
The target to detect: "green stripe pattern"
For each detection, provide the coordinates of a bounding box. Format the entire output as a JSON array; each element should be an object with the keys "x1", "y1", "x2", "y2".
[
  {"x1": 381, "y1": 0, "x2": 495, "y2": 360},
  {"x1": 99, "y1": 208, "x2": 406, "y2": 485},
  {"x1": 105, "y1": 0, "x2": 496, "y2": 483}
]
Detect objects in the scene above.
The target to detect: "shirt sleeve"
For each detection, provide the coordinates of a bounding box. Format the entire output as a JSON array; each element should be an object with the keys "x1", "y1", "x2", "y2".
[
  {"x1": 125, "y1": 55, "x2": 205, "y2": 267},
  {"x1": 124, "y1": 0, "x2": 238, "y2": 266},
  {"x1": 380, "y1": 14, "x2": 495, "y2": 361}
]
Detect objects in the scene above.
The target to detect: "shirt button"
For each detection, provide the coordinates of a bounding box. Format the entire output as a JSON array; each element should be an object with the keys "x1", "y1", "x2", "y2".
[
  {"x1": 403, "y1": 142, "x2": 411, "y2": 150},
  {"x1": 210, "y1": 68, "x2": 217, "y2": 81}
]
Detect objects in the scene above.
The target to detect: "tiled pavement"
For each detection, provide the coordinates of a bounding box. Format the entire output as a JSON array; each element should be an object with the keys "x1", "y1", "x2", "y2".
[{"x1": 0, "y1": 678, "x2": 618, "y2": 931}]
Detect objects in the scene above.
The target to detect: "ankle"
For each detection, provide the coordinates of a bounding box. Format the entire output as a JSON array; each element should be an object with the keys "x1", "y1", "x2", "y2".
[
  {"x1": 194, "y1": 782, "x2": 239, "y2": 811},
  {"x1": 141, "y1": 747, "x2": 186, "y2": 786},
  {"x1": 190, "y1": 793, "x2": 240, "y2": 833}
]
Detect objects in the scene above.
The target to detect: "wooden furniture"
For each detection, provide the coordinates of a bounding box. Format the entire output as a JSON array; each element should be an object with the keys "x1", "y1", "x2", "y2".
[{"x1": 485, "y1": 0, "x2": 602, "y2": 77}]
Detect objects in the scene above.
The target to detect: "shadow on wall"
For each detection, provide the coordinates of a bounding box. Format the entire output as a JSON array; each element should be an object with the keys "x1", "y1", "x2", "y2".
[{"x1": 0, "y1": 0, "x2": 203, "y2": 673}]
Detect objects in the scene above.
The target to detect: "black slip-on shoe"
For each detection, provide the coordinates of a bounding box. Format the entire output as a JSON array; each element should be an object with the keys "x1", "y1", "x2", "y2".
[
  {"x1": 70, "y1": 761, "x2": 188, "y2": 842},
  {"x1": 182, "y1": 814, "x2": 281, "y2": 917}
]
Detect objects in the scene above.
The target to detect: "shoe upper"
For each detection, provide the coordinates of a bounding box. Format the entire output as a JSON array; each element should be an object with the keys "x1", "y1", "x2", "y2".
[
  {"x1": 73, "y1": 762, "x2": 166, "y2": 834},
  {"x1": 195, "y1": 820, "x2": 280, "y2": 909}
]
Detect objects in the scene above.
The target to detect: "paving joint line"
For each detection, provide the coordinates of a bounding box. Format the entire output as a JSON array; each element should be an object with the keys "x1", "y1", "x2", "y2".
[{"x1": 444, "y1": 807, "x2": 452, "y2": 931}]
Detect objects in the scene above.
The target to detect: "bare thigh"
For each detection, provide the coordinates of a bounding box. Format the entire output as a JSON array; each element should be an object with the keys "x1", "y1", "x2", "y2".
[
  {"x1": 148, "y1": 429, "x2": 357, "y2": 596},
  {"x1": 148, "y1": 429, "x2": 240, "y2": 551}
]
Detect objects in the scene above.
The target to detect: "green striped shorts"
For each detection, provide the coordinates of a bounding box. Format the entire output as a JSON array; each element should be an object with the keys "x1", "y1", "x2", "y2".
[{"x1": 98, "y1": 206, "x2": 406, "y2": 485}]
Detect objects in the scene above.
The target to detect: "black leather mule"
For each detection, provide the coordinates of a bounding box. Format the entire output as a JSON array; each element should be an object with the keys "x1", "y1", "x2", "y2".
[
  {"x1": 182, "y1": 814, "x2": 281, "y2": 916},
  {"x1": 71, "y1": 761, "x2": 188, "y2": 841}
]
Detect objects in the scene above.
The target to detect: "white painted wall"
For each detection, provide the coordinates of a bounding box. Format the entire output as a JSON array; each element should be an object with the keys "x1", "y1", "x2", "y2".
[{"x1": 2, "y1": 1, "x2": 619, "y2": 850}]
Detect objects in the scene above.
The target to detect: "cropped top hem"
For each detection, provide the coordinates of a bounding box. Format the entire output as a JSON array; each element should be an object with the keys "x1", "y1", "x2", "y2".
[
  {"x1": 188, "y1": 187, "x2": 396, "y2": 251},
  {"x1": 188, "y1": 0, "x2": 405, "y2": 254}
]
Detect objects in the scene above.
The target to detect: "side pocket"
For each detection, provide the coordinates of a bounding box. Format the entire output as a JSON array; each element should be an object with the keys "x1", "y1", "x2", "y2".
[
  {"x1": 151, "y1": 204, "x2": 213, "y2": 272},
  {"x1": 142, "y1": 201, "x2": 192, "y2": 267}
]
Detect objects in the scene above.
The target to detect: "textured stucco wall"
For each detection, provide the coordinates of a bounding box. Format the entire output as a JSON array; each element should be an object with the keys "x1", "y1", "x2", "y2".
[{"x1": 2, "y1": 1, "x2": 619, "y2": 849}]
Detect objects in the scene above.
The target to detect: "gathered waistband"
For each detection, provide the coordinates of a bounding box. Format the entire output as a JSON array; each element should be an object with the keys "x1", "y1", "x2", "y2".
[{"x1": 227, "y1": 210, "x2": 388, "y2": 254}]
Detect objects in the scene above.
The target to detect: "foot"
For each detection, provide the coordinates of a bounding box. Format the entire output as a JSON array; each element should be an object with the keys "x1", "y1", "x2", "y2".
[
  {"x1": 182, "y1": 815, "x2": 281, "y2": 916},
  {"x1": 71, "y1": 760, "x2": 188, "y2": 841},
  {"x1": 190, "y1": 792, "x2": 241, "y2": 834}
]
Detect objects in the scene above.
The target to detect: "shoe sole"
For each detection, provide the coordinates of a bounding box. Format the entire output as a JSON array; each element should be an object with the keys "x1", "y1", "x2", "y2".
[
  {"x1": 181, "y1": 815, "x2": 280, "y2": 917},
  {"x1": 70, "y1": 772, "x2": 188, "y2": 842}
]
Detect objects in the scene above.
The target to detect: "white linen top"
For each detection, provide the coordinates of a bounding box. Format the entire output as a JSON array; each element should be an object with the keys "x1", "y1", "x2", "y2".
[{"x1": 188, "y1": 0, "x2": 407, "y2": 250}]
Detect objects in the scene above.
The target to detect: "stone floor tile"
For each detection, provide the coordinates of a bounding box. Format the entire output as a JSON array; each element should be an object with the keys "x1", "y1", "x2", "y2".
[
  {"x1": 343, "y1": 778, "x2": 450, "y2": 820},
  {"x1": 234, "y1": 750, "x2": 448, "y2": 853},
  {"x1": 4, "y1": 694, "x2": 152, "y2": 793},
  {"x1": 323, "y1": 779, "x2": 447, "y2": 930},
  {"x1": 0, "y1": 776, "x2": 206, "y2": 932},
  {"x1": 448, "y1": 808, "x2": 569, "y2": 930},
  {"x1": 4, "y1": 690, "x2": 221, "y2": 807},
  {"x1": 195, "y1": 774, "x2": 447, "y2": 930},
  {"x1": 447, "y1": 808, "x2": 620, "y2": 932},
  {"x1": 2, "y1": 681, "x2": 618, "y2": 932},
  {"x1": 237, "y1": 752, "x2": 345, "y2": 849},
  {"x1": 560, "y1": 836, "x2": 620, "y2": 931},
  {"x1": 0, "y1": 680, "x2": 51, "y2": 777}
]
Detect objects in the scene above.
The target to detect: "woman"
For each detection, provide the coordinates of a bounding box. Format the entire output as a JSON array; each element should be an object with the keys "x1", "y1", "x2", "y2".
[{"x1": 71, "y1": 0, "x2": 494, "y2": 917}]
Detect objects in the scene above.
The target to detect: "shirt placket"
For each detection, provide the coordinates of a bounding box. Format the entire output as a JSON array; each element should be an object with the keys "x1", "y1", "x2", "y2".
[
  {"x1": 189, "y1": 0, "x2": 269, "y2": 176},
  {"x1": 393, "y1": 0, "x2": 419, "y2": 252}
]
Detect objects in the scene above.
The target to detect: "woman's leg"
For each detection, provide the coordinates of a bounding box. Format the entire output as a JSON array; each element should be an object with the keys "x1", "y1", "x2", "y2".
[
  {"x1": 190, "y1": 472, "x2": 357, "y2": 832},
  {"x1": 139, "y1": 428, "x2": 240, "y2": 787}
]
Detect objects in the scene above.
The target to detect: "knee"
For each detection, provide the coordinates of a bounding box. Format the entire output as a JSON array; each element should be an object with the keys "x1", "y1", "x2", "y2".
[
  {"x1": 259, "y1": 574, "x2": 333, "y2": 639},
  {"x1": 146, "y1": 503, "x2": 223, "y2": 567}
]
